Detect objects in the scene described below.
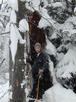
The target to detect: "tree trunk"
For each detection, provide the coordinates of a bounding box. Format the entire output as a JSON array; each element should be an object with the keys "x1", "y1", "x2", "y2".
[
  {"x1": 71, "y1": 0, "x2": 75, "y2": 15},
  {"x1": 9, "y1": 1, "x2": 27, "y2": 101},
  {"x1": 12, "y1": 41, "x2": 26, "y2": 102},
  {"x1": 9, "y1": 35, "x2": 26, "y2": 102}
]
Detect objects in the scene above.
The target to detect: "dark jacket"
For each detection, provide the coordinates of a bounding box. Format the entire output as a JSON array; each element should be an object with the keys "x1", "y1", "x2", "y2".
[
  {"x1": 27, "y1": 52, "x2": 53, "y2": 98},
  {"x1": 31, "y1": 52, "x2": 49, "y2": 78}
]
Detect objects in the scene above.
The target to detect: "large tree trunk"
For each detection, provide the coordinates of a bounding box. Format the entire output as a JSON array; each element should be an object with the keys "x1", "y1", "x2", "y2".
[
  {"x1": 9, "y1": 1, "x2": 27, "y2": 102},
  {"x1": 12, "y1": 41, "x2": 26, "y2": 102},
  {"x1": 9, "y1": 35, "x2": 26, "y2": 102}
]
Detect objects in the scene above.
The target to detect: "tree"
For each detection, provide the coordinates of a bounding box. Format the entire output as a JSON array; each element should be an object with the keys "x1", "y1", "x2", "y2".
[
  {"x1": 9, "y1": 1, "x2": 27, "y2": 102},
  {"x1": 71, "y1": 0, "x2": 75, "y2": 15}
]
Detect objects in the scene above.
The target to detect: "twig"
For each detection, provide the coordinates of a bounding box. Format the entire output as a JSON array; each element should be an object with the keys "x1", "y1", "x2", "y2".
[
  {"x1": 0, "y1": 58, "x2": 5, "y2": 67},
  {"x1": 0, "y1": 31, "x2": 10, "y2": 35}
]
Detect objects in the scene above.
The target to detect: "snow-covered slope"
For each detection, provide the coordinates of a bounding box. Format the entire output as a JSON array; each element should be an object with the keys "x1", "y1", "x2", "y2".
[
  {"x1": 43, "y1": 83, "x2": 76, "y2": 102},
  {"x1": 56, "y1": 46, "x2": 76, "y2": 79}
]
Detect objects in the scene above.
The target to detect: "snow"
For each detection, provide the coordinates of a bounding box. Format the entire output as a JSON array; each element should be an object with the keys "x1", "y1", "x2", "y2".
[
  {"x1": 19, "y1": 19, "x2": 29, "y2": 32},
  {"x1": 53, "y1": 17, "x2": 76, "y2": 37},
  {"x1": 39, "y1": 17, "x2": 51, "y2": 28},
  {"x1": 8, "y1": 0, "x2": 18, "y2": 11},
  {"x1": 0, "y1": 81, "x2": 9, "y2": 102},
  {"x1": 51, "y1": 2, "x2": 64, "y2": 9},
  {"x1": 74, "y1": 7, "x2": 76, "y2": 13},
  {"x1": 38, "y1": 7, "x2": 56, "y2": 29},
  {"x1": 56, "y1": 46, "x2": 76, "y2": 79},
  {"x1": 40, "y1": 7, "x2": 50, "y2": 19},
  {"x1": 66, "y1": 16, "x2": 76, "y2": 28},
  {"x1": 10, "y1": 24, "x2": 24, "y2": 63},
  {"x1": 5, "y1": 9, "x2": 17, "y2": 32},
  {"x1": 68, "y1": 0, "x2": 72, "y2": 3},
  {"x1": 25, "y1": 1, "x2": 34, "y2": 12},
  {"x1": 5, "y1": 22, "x2": 10, "y2": 32},
  {"x1": 45, "y1": 37, "x2": 56, "y2": 56},
  {"x1": 1, "y1": 0, "x2": 76, "y2": 102},
  {"x1": 10, "y1": 10, "x2": 17, "y2": 23},
  {"x1": 5, "y1": 9, "x2": 27, "y2": 63},
  {"x1": 31, "y1": 0, "x2": 40, "y2": 11},
  {"x1": 10, "y1": 24, "x2": 18, "y2": 63},
  {"x1": 25, "y1": 0, "x2": 48, "y2": 12},
  {"x1": 25, "y1": 0, "x2": 40, "y2": 11},
  {"x1": 0, "y1": 0, "x2": 7, "y2": 4},
  {"x1": 49, "y1": 60, "x2": 57, "y2": 84},
  {"x1": 43, "y1": 83, "x2": 76, "y2": 102}
]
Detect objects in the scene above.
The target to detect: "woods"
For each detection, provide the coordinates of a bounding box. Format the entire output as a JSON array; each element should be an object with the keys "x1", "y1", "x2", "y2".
[{"x1": 0, "y1": 0, "x2": 76, "y2": 102}]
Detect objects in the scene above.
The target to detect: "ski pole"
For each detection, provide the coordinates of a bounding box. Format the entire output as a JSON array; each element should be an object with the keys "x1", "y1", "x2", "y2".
[{"x1": 35, "y1": 75, "x2": 41, "y2": 102}]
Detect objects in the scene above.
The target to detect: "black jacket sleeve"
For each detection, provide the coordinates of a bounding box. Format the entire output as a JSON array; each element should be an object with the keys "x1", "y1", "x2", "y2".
[{"x1": 42, "y1": 53, "x2": 49, "y2": 71}]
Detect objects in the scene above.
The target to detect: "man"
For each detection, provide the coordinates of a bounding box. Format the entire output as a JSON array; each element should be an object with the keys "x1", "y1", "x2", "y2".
[{"x1": 28, "y1": 42, "x2": 53, "y2": 101}]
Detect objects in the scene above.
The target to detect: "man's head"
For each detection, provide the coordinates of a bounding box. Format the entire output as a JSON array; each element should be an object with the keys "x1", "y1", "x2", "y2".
[{"x1": 34, "y1": 42, "x2": 42, "y2": 53}]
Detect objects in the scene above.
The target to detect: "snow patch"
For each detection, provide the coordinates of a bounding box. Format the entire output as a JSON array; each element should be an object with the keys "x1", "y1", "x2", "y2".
[
  {"x1": 56, "y1": 46, "x2": 76, "y2": 79},
  {"x1": 10, "y1": 24, "x2": 24, "y2": 63},
  {"x1": 19, "y1": 19, "x2": 29, "y2": 32},
  {"x1": 8, "y1": 0, "x2": 18, "y2": 11},
  {"x1": 43, "y1": 83, "x2": 76, "y2": 102},
  {"x1": 45, "y1": 38, "x2": 56, "y2": 56}
]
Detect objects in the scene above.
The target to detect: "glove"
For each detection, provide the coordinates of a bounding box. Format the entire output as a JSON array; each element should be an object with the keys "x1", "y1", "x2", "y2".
[{"x1": 38, "y1": 69, "x2": 44, "y2": 78}]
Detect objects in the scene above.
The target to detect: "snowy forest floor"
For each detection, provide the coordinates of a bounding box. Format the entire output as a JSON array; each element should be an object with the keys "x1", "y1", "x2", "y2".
[
  {"x1": 0, "y1": 80, "x2": 9, "y2": 102},
  {"x1": 1, "y1": 0, "x2": 76, "y2": 102}
]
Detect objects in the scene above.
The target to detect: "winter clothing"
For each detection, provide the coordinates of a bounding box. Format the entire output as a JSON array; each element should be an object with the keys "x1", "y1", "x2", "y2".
[{"x1": 28, "y1": 52, "x2": 53, "y2": 99}]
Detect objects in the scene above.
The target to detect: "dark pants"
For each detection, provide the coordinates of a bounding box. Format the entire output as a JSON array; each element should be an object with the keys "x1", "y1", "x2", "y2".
[{"x1": 30, "y1": 69, "x2": 53, "y2": 99}]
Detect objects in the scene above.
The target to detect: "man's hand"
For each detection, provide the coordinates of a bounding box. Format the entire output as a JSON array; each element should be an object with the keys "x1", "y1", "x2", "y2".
[{"x1": 38, "y1": 69, "x2": 44, "y2": 78}]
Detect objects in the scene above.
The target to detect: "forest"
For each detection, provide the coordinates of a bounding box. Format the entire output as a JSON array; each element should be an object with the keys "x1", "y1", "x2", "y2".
[{"x1": 0, "y1": 0, "x2": 76, "y2": 102}]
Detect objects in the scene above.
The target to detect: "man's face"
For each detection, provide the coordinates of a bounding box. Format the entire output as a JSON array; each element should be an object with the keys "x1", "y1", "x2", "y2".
[{"x1": 34, "y1": 46, "x2": 41, "y2": 53}]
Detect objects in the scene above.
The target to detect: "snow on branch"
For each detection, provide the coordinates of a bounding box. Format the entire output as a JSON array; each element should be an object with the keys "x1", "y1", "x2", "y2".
[
  {"x1": 18, "y1": 19, "x2": 29, "y2": 33},
  {"x1": 8, "y1": 0, "x2": 18, "y2": 11}
]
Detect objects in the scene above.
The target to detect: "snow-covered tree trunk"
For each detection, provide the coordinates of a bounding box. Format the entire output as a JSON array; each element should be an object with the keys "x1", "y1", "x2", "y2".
[
  {"x1": 13, "y1": 43, "x2": 25, "y2": 102},
  {"x1": 9, "y1": 1, "x2": 27, "y2": 102},
  {"x1": 9, "y1": 35, "x2": 26, "y2": 102}
]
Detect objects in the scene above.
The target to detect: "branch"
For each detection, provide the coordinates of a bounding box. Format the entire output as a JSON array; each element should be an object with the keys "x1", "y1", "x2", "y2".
[
  {"x1": 26, "y1": 1, "x2": 53, "y2": 27},
  {"x1": 0, "y1": 31, "x2": 10, "y2": 35},
  {"x1": 0, "y1": 58, "x2": 5, "y2": 67},
  {"x1": 31, "y1": 6, "x2": 53, "y2": 27}
]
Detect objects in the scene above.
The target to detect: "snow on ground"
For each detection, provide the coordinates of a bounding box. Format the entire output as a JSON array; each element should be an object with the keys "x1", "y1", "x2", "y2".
[
  {"x1": 56, "y1": 46, "x2": 76, "y2": 79},
  {"x1": 0, "y1": 81, "x2": 9, "y2": 102},
  {"x1": 43, "y1": 83, "x2": 76, "y2": 102}
]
